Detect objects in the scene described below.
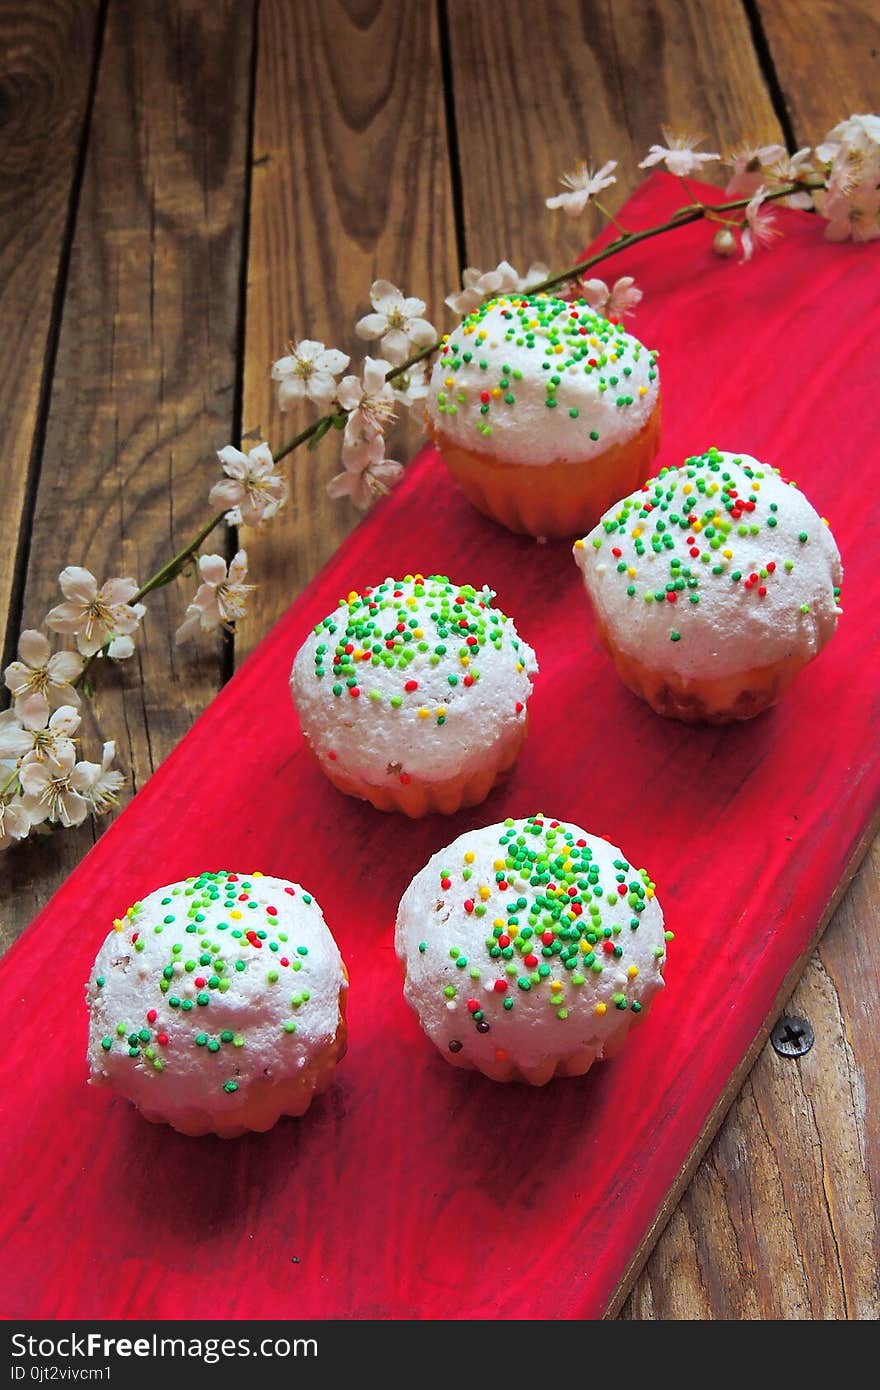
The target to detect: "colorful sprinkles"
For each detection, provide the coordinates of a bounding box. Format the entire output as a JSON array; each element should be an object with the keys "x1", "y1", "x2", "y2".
[
  {"x1": 307, "y1": 574, "x2": 532, "y2": 780},
  {"x1": 423, "y1": 817, "x2": 666, "y2": 1056},
  {"x1": 433, "y1": 293, "x2": 658, "y2": 445},
  {"x1": 92, "y1": 872, "x2": 320, "y2": 1094},
  {"x1": 576, "y1": 446, "x2": 841, "y2": 643}
]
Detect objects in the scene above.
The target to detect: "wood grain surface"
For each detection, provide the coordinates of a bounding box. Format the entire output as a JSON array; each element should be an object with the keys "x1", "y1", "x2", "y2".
[
  {"x1": 0, "y1": 0, "x2": 256, "y2": 937},
  {"x1": 0, "y1": 0, "x2": 877, "y2": 1320},
  {"x1": 238, "y1": 0, "x2": 459, "y2": 658},
  {"x1": 0, "y1": 0, "x2": 101, "y2": 669}
]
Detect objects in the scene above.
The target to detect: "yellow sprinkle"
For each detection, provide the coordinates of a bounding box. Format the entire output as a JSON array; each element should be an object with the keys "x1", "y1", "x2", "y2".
[
  {"x1": 580, "y1": 940, "x2": 591, "y2": 954},
  {"x1": 252, "y1": 871, "x2": 263, "y2": 878},
  {"x1": 723, "y1": 548, "x2": 733, "y2": 559},
  {"x1": 692, "y1": 520, "x2": 703, "y2": 533},
  {"x1": 477, "y1": 330, "x2": 487, "y2": 340},
  {"x1": 347, "y1": 590, "x2": 358, "y2": 604},
  {"x1": 627, "y1": 566, "x2": 636, "y2": 577},
  {"x1": 516, "y1": 662, "x2": 524, "y2": 672},
  {"x1": 494, "y1": 917, "x2": 505, "y2": 929},
  {"x1": 479, "y1": 885, "x2": 491, "y2": 901},
  {"x1": 126, "y1": 906, "x2": 135, "y2": 918},
  {"x1": 574, "y1": 538, "x2": 585, "y2": 550},
  {"x1": 417, "y1": 707, "x2": 430, "y2": 720},
  {"x1": 683, "y1": 484, "x2": 692, "y2": 494},
  {"x1": 463, "y1": 324, "x2": 475, "y2": 335},
  {"x1": 413, "y1": 628, "x2": 423, "y2": 639},
  {"x1": 493, "y1": 860, "x2": 505, "y2": 872},
  {"x1": 632, "y1": 526, "x2": 643, "y2": 539},
  {"x1": 113, "y1": 918, "x2": 123, "y2": 932},
  {"x1": 460, "y1": 655, "x2": 470, "y2": 667},
  {"x1": 609, "y1": 352, "x2": 618, "y2": 362},
  {"x1": 554, "y1": 343, "x2": 564, "y2": 354},
  {"x1": 550, "y1": 981, "x2": 563, "y2": 994},
  {"x1": 822, "y1": 516, "x2": 830, "y2": 526},
  {"x1": 628, "y1": 965, "x2": 639, "y2": 979},
  {"x1": 406, "y1": 596, "x2": 416, "y2": 607},
  {"x1": 595, "y1": 1002, "x2": 607, "y2": 1016},
  {"x1": 646, "y1": 887, "x2": 654, "y2": 899},
  {"x1": 445, "y1": 377, "x2": 454, "y2": 388},
  {"x1": 639, "y1": 385, "x2": 648, "y2": 396},
  {"x1": 563, "y1": 859, "x2": 573, "y2": 872},
  {"x1": 436, "y1": 706, "x2": 446, "y2": 717},
  {"x1": 230, "y1": 909, "x2": 242, "y2": 920},
  {"x1": 491, "y1": 386, "x2": 502, "y2": 398},
  {"x1": 590, "y1": 336, "x2": 599, "y2": 347},
  {"x1": 751, "y1": 481, "x2": 760, "y2": 491},
  {"x1": 464, "y1": 851, "x2": 475, "y2": 864}
]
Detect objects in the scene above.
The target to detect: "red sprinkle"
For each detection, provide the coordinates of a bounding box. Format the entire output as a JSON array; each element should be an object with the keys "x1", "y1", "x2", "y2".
[
  {"x1": 146, "y1": 1009, "x2": 157, "y2": 1024},
  {"x1": 524, "y1": 953, "x2": 539, "y2": 968},
  {"x1": 666, "y1": 591, "x2": 677, "y2": 603},
  {"x1": 441, "y1": 877, "x2": 451, "y2": 890},
  {"x1": 464, "y1": 899, "x2": 475, "y2": 914},
  {"x1": 467, "y1": 999, "x2": 480, "y2": 1014},
  {"x1": 493, "y1": 980, "x2": 508, "y2": 993},
  {"x1": 602, "y1": 940, "x2": 615, "y2": 954},
  {"x1": 157, "y1": 1033, "x2": 169, "y2": 1046},
  {"x1": 284, "y1": 887, "x2": 295, "y2": 896},
  {"x1": 404, "y1": 680, "x2": 418, "y2": 692}
]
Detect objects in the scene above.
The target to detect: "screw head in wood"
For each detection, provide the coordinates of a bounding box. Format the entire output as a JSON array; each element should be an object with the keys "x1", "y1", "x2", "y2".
[{"x1": 770, "y1": 1014, "x2": 814, "y2": 1058}]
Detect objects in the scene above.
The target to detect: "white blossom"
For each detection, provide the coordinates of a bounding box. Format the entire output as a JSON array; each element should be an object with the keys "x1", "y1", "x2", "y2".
[
  {"x1": 0, "y1": 704, "x2": 80, "y2": 765},
  {"x1": 209, "y1": 441, "x2": 288, "y2": 526},
  {"x1": 725, "y1": 143, "x2": 786, "y2": 197},
  {"x1": 271, "y1": 340, "x2": 350, "y2": 410},
  {"x1": 0, "y1": 796, "x2": 31, "y2": 850},
  {"x1": 78, "y1": 741, "x2": 125, "y2": 815},
  {"x1": 355, "y1": 280, "x2": 437, "y2": 364},
  {"x1": 45, "y1": 568, "x2": 144, "y2": 659},
  {"x1": 18, "y1": 746, "x2": 94, "y2": 828},
  {"x1": 546, "y1": 160, "x2": 618, "y2": 216},
  {"x1": 740, "y1": 188, "x2": 781, "y2": 261},
  {"x1": 445, "y1": 260, "x2": 549, "y2": 316},
  {"x1": 337, "y1": 358, "x2": 397, "y2": 442},
  {"x1": 639, "y1": 128, "x2": 720, "y2": 178},
  {"x1": 175, "y1": 550, "x2": 254, "y2": 644},
  {"x1": 4, "y1": 629, "x2": 82, "y2": 723},
  {"x1": 579, "y1": 275, "x2": 643, "y2": 320},
  {"x1": 822, "y1": 182, "x2": 880, "y2": 242},
  {"x1": 767, "y1": 147, "x2": 817, "y2": 208},
  {"x1": 328, "y1": 431, "x2": 404, "y2": 511},
  {"x1": 389, "y1": 361, "x2": 430, "y2": 415}
]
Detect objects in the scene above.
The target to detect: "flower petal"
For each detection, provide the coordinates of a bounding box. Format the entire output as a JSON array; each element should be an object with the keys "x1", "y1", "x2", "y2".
[
  {"x1": 46, "y1": 649, "x2": 84, "y2": 685},
  {"x1": 58, "y1": 566, "x2": 97, "y2": 604},
  {"x1": 101, "y1": 577, "x2": 138, "y2": 606},
  {"x1": 198, "y1": 553, "x2": 229, "y2": 586},
  {"x1": 355, "y1": 313, "x2": 389, "y2": 341},
  {"x1": 45, "y1": 601, "x2": 87, "y2": 636},
  {"x1": 16, "y1": 692, "x2": 51, "y2": 729},
  {"x1": 209, "y1": 478, "x2": 245, "y2": 512},
  {"x1": 107, "y1": 634, "x2": 135, "y2": 660},
  {"x1": 316, "y1": 348, "x2": 349, "y2": 375},
  {"x1": 18, "y1": 629, "x2": 50, "y2": 668},
  {"x1": 217, "y1": 445, "x2": 249, "y2": 478},
  {"x1": 227, "y1": 549, "x2": 249, "y2": 584},
  {"x1": 369, "y1": 279, "x2": 403, "y2": 310}
]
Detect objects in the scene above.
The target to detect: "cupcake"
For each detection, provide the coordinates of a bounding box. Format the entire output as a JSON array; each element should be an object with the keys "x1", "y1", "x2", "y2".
[
  {"x1": 86, "y1": 871, "x2": 348, "y2": 1137},
  {"x1": 573, "y1": 447, "x2": 843, "y2": 724},
  {"x1": 395, "y1": 815, "x2": 668, "y2": 1083},
  {"x1": 426, "y1": 293, "x2": 661, "y2": 538},
  {"x1": 290, "y1": 574, "x2": 538, "y2": 817}
]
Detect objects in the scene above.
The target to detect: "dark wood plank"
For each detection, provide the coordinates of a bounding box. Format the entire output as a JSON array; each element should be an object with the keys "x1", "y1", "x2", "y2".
[
  {"x1": 623, "y1": 839, "x2": 880, "y2": 1319},
  {"x1": 757, "y1": 0, "x2": 880, "y2": 142},
  {"x1": 626, "y1": 0, "x2": 878, "y2": 1323},
  {"x1": 445, "y1": 0, "x2": 879, "y2": 1320},
  {"x1": 446, "y1": 0, "x2": 782, "y2": 269},
  {"x1": 0, "y1": 0, "x2": 255, "y2": 948},
  {"x1": 237, "y1": 0, "x2": 459, "y2": 660},
  {"x1": 0, "y1": 0, "x2": 101, "y2": 665}
]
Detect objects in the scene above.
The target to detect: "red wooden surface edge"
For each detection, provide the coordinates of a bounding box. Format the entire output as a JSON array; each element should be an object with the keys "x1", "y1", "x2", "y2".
[{"x1": 1, "y1": 175, "x2": 878, "y2": 1319}]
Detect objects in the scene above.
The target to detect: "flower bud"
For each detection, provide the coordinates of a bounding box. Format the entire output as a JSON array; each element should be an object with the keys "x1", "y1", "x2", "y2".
[{"x1": 712, "y1": 227, "x2": 737, "y2": 257}]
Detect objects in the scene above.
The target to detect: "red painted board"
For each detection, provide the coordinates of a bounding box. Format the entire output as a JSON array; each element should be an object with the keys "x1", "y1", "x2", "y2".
[{"x1": 1, "y1": 174, "x2": 878, "y2": 1320}]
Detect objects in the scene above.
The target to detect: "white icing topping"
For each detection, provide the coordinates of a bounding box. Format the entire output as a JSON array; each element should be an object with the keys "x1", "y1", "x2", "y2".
[
  {"x1": 291, "y1": 575, "x2": 538, "y2": 784},
  {"x1": 86, "y1": 872, "x2": 346, "y2": 1118},
  {"x1": 426, "y1": 294, "x2": 660, "y2": 466},
  {"x1": 574, "y1": 449, "x2": 843, "y2": 680},
  {"x1": 395, "y1": 817, "x2": 666, "y2": 1069}
]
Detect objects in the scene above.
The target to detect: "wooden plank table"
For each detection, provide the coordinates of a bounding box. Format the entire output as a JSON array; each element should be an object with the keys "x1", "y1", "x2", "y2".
[{"x1": 1, "y1": 0, "x2": 877, "y2": 1320}]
